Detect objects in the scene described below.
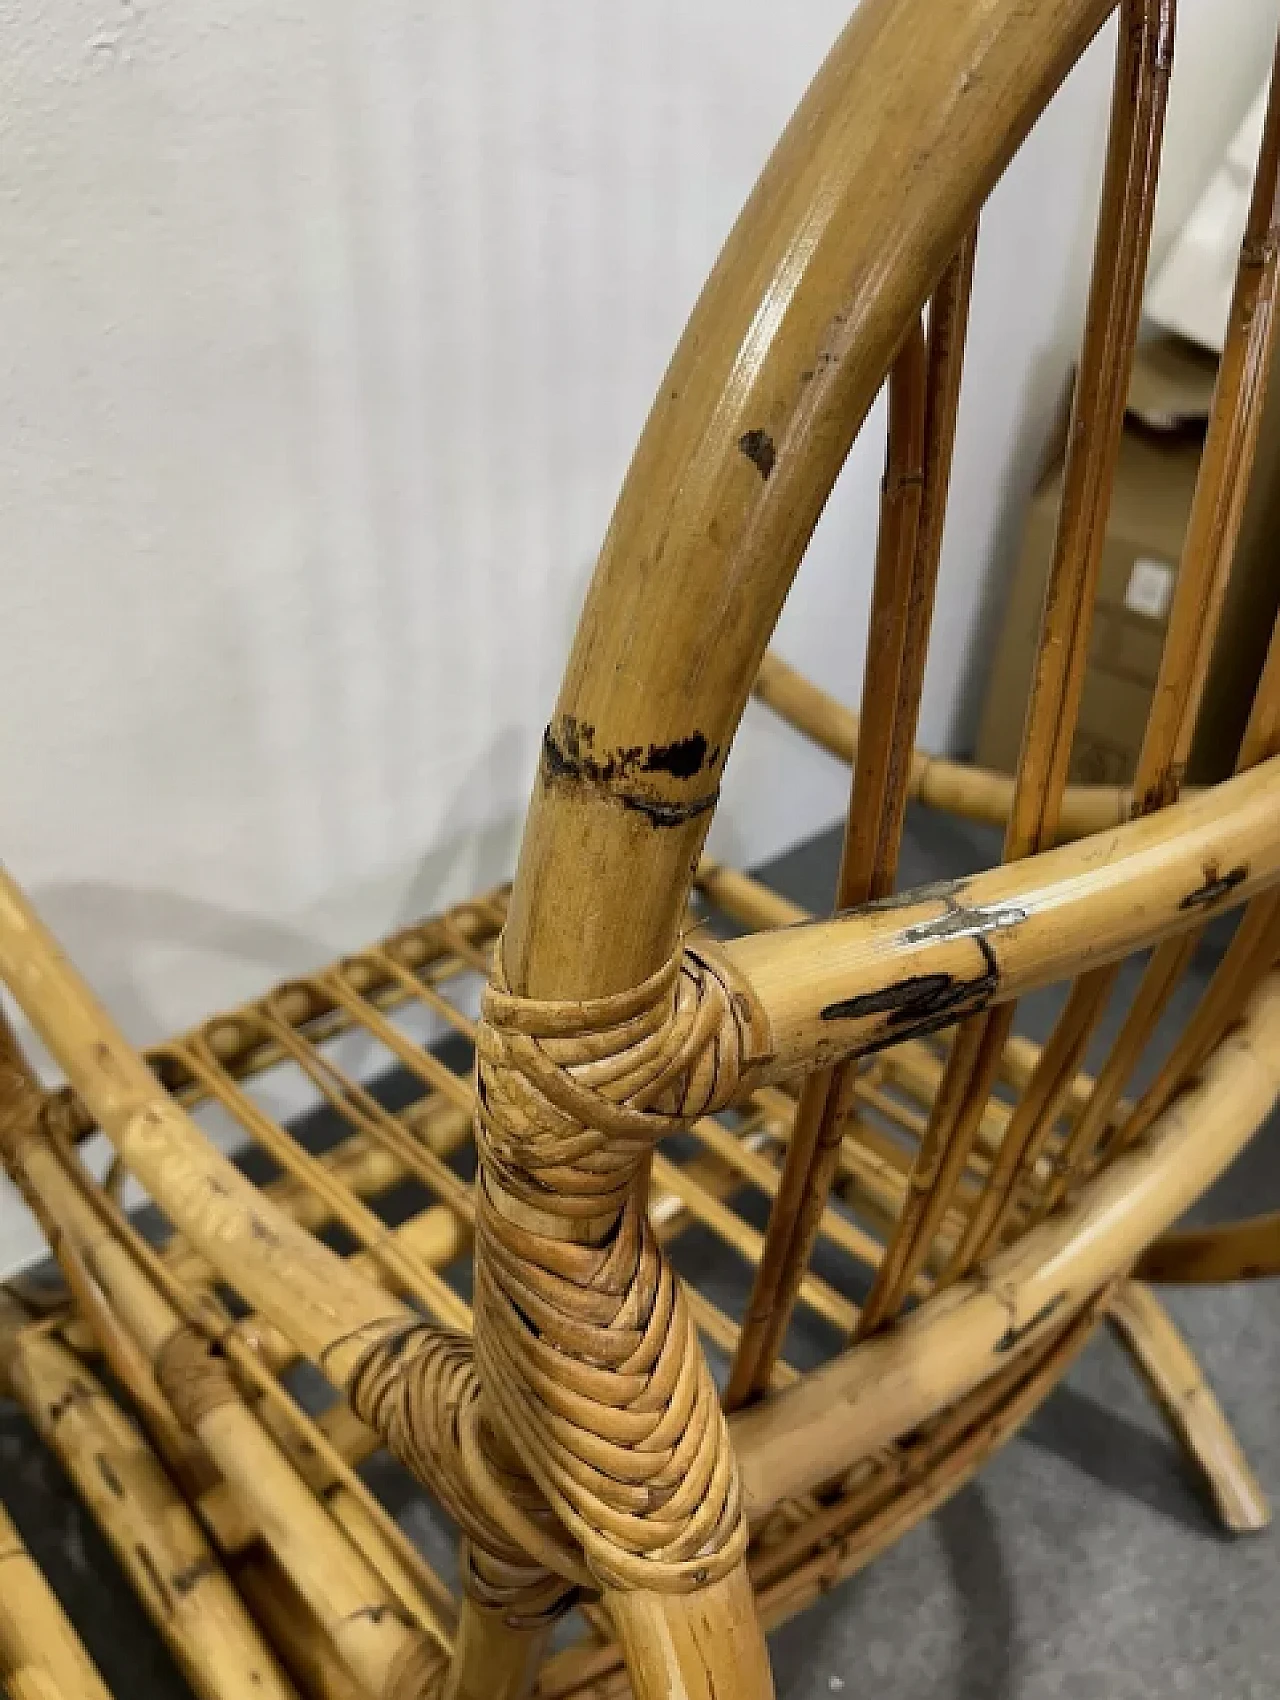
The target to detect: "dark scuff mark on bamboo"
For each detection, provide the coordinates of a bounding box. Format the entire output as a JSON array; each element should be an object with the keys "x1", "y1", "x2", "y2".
[
  {"x1": 547, "y1": 718, "x2": 719, "y2": 783},
  {"x1": 856, "y1": 1005, "x2": 989, "y2": 1057},
  {"x1": 541, "y1": 725, "x2": 719, "y2": 828},
  {"x1": 821, "y1": 973, "x2": 957, "y2": 1022},
  {"x1": 992, "y1": 1292, "x2": 1067, "y2": 1353},
  {"x1": 737, "y1": 428, "x2": 776, "y2": 479},
  {"x1": 642, "y1": 732, "x2": 713, "y2": 779},
  {"x1": 248, "y1": 1212, "x2": 281, "y2": 1249},
  {"x1": 1179, "y1": 863, "x2": 1247, "y2": 910},
  {"x1": 47, "y1": 1378, "x2": 95, "y2": 1425},
  {"x1": 96, "y1": 1452, "x2": 125, "y2": 1498},
  {"x1": 820, "y1": 891, "x2": 1023, "y2": 1031},
  {"x1": 171, "y1": 1556, "x2": 217, "y2": 1596},
  {"x1": 821, "y1": 950, "x2": 996, "y2": 1034}
]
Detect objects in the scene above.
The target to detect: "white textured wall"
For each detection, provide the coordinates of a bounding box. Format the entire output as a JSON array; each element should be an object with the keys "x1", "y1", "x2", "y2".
[{"x1": 1, "y1": 1, "x2": 1275, "y2": 1268}]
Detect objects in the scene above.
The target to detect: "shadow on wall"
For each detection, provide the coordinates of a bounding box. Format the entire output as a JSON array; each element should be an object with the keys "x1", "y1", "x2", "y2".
[{"x1": 18, "y1": 725, "x2": 532, "y2": 1060}]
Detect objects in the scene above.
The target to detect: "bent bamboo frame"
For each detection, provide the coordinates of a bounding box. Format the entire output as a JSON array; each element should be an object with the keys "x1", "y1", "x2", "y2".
[
  {"x1": 732, "y1": 970, "x2": 1280, "y2": 1517},
  {"x1": 6, "y1": 0, "x2": 1280, "y2": 1693}
]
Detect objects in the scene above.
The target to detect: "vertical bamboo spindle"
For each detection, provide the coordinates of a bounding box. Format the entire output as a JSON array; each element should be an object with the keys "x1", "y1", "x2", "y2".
[
  {"x1": 1104, "y1": 652, "x2": 1280, "y2": 1158},
  {"x1": 855, "y1": 0, "x2": 1175, "y2": 1329},
  {"x1": 727, "y1": 233, "x2": 977, "y2": 1409},
  {"x1": 1038, "y1": 52, "x2": 1280, "y2": 1194}
]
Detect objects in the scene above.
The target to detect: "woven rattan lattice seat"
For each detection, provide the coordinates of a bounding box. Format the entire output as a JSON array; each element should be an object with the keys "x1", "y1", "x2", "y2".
[{"x1": 3, "y1": 2, "x2": 1280, "y2": 1695}]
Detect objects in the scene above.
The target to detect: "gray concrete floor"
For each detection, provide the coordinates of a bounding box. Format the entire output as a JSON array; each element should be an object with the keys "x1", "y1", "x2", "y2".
[{"x1": 2, "y1": 805, "x2": 1276, "y2": 1698}]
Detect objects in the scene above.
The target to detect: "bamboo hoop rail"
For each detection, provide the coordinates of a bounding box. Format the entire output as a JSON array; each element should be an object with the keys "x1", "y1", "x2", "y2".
[
  {"x1": 696, "y1": 858, "x2": 1121, "y2": 1120},
  {"x1": 0, "y1": 1494, "x2": 113, "y2": 1700},
  {"x1": 752, "y1": 650, "x2": 1145, "y2": 841},
  {"x1": 732, "y1": 967, "x2": 1280, "y2": 1517}
]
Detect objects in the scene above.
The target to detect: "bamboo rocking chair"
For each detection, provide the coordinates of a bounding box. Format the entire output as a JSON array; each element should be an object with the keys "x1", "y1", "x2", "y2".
[{"x1": 3, "y1": 0, "x2": 1280, "y2": 1695}]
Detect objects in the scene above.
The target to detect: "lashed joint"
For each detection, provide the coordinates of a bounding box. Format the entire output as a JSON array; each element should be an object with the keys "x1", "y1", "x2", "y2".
[
  {"x1": 154, "y1": 1325, "x2": 241, "y2": 1429},
  {"x1": 345, "y1": 1319, "x2": 581, "y2": 1626},
  {"x1": 471, "y1": 935, "x2": 771, "y2": 1592}
]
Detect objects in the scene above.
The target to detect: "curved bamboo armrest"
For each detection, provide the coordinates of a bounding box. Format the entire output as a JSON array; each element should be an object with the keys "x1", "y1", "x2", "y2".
[
  {"x1": 752, "y1": 649, "x2": 1199, "y2": 843},
  {"x1": 724, "y1": 752, "x2": 1280, "y2": 1083}
]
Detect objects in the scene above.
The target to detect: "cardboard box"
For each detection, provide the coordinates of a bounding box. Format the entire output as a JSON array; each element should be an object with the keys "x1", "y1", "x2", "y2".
[{"x1": 975, "y1": 335, "x2": 1280, "y2": 787}]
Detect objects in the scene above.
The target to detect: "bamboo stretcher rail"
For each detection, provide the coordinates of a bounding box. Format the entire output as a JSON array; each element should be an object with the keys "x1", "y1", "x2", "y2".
[
  {"x1": 732, "y1": 967, "x2": 1280, "y2": 1517},
  {"x1": 8, "y1": 1135, "x2": 448, "y2": 1697},
  {"x1": 60, "y1": 1126, "x2": 461, "y2": 1636},
  {"x1": 752, "y1": 650, "x2": 1147, "y2": 842}
]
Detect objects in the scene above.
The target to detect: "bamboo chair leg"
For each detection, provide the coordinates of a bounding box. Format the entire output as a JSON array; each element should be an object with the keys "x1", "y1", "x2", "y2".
[
  {"x1": 444, "y1": 1596, "x2": 551, "y2": 1700},
  {"x1": 0, "y1": 1496, "x2": 113, "y2": 1700},
  {"x1": 607, "y1": 1565, "x2": 773, "y2": 1700},
  {"x1": 1108, "y1": 1280, "x2": 1270, "y2": 1535}
]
